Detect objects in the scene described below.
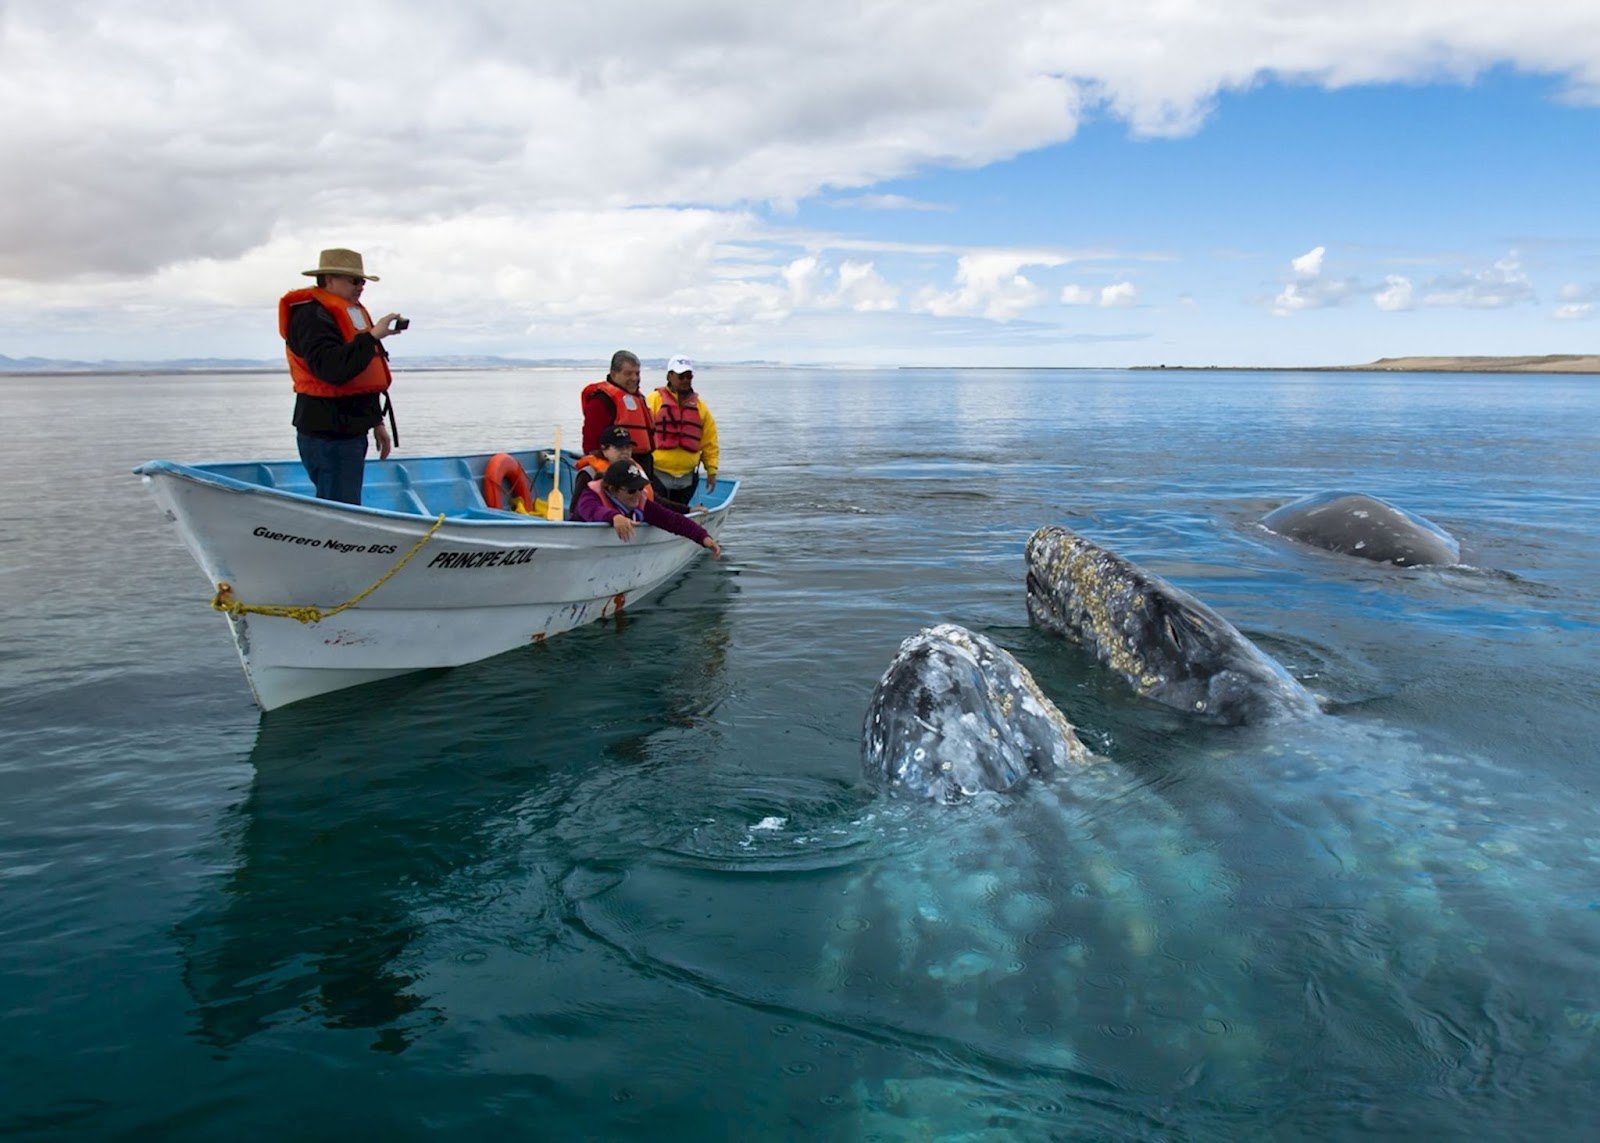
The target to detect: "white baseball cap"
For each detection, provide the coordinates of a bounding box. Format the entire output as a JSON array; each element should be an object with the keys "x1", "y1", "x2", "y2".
[{"x1": 665, "y1": 355, "x2": 694, "y2": 374}]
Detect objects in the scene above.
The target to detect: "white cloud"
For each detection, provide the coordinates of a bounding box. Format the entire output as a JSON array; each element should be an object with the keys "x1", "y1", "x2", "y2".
[
  {"x1": 781, "y1": 255, "x2": 899, "y2": 312},
  {"x1": 1062, "y1": 281, "x2": 1140, "y2": 307},
  {"x1": 1099, "y1": 281, "x2": 1139, "y2": 308},
  {"x1": 917, "y1": 251, "x2": 1067, "y2": 320},
  {"x1": 1374, "y1": 275, "x2": 1415, "y2": 311},
  {"x1": 1554, "y1": 281, "x2": 1595, "y2": 319},
  {"x1": 836, "y1": 260, "x2": 899, "y2": 312},
  {"x1": 1291, "y1": 246, "x2": 1327, "y2": 277},
  {"x1": 831, "y1": 194, "x2": 952, "y2": 212},
  {"x1": 5, "y1": 1, "x2": 1600, "y2": 358},
  {"x1": 1419, "y1": 253, "x2": 1536, "y2": 309},
  {"x1": 1272, "y1": 246, "x2": 1355, "y2": 315},
  {"x1": 7, "y1": 0, "x2": 1600, "y2": 285}
]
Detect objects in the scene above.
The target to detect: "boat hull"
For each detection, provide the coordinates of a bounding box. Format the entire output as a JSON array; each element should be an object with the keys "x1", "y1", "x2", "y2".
[{"x1": 138, "y1": 454, "x2": 734, "y2": 710}]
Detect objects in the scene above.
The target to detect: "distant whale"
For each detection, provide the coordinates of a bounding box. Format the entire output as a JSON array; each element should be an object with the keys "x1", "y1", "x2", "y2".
[
  {"x1": 861, "y1": 623, "x2": 1095, "y2": 802},
  {"x1": 1025, "y1": 525, "x2": 1318, "y2": 725},
  {"x1": 1261, "y1": 491, "x2": 1460, "y2": 567}
]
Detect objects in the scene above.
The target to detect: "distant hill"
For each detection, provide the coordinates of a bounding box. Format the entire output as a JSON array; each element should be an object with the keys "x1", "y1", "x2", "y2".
[
  {"x1": 0, "y1": 354, "x2": 788, "y2": 375},
  {"x1": 0, "y1": 354, "x2": 587, "y2": 375},
  {"x1": 1135, "y1": 354, "x2": 1600, "y2": 374},
  {"x1": 1350, "y1": 354, "x2": 1600, "y2": 373},
  {"x1": 0, "y1": 354, "x2": 278, "y2": 374}
]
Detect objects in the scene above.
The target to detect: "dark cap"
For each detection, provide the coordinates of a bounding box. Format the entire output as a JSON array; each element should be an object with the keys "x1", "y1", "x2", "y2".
[
  {"x1": 598, "y1": 425, "x2": 635, "y2": 449},
  {"x1": 601, "y1": 462, "x2": 650, "y2": 492}
]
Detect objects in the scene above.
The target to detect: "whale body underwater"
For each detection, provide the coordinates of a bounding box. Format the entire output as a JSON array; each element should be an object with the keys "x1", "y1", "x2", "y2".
[
  {"x1": 836, "y1": 535, "x2": 1600, "y2": 1126},
  {"x1": 1261, "y1": 491, "x2": 1460, "y2": 566}
]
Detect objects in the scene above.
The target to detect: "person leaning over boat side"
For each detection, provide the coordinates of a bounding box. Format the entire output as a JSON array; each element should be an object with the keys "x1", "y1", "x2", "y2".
[
  {"x1": 568, "y1": 424, "x2": 639, "y2": 517},
  {"x1": 280, "y1": 248, "x2": 406, "y2": 505},
  {"x1": 646, "y1": 354, "x2": 718, "y2": 508},
  {"x1": 574, "y1": 462, "x2": 722, "y2": 557},
  {"x1": 580, "y1": 349, "x2": 655, "y2": 481}
]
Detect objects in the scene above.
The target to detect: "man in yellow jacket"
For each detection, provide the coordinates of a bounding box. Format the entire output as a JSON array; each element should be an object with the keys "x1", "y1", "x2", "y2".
[{"x1": 646, "y1": 355, "x2": 719, "y2": 507}]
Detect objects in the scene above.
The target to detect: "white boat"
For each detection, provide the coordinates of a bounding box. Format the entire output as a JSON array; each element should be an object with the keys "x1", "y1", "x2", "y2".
[{"x1": 135, "y1": 448, "x2": 736, "y2": 711}]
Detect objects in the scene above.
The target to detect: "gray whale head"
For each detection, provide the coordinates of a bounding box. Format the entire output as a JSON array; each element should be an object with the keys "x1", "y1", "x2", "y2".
[
  {"x1": 1261, "y1": 491, "x2": 1460, "y2": 567},
  {"x1": 862, "y1": 623, "x2": 1094, "y2": 803},
  {"x1": 1025, "y1": 525, "x2": 1318, "y2": 725}
]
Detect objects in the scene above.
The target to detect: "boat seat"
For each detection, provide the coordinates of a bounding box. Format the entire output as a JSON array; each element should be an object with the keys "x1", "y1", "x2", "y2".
[
  {"x1": 361, "y1": 473, "x2": 427, "y2": 515},
  {"x1": 405, "y1": 477, "x2": 492, "y2": 518}
]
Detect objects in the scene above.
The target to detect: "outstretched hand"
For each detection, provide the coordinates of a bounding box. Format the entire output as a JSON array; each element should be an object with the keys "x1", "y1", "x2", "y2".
[{"x1": 703, "y1": 536, "x2": 722, "y2": 559}]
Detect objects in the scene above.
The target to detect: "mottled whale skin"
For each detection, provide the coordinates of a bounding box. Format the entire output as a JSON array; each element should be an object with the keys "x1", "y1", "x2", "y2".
[
  {"x1": 1025, "y1": 525, "x2": 1319, "y2": 725},
  {"x1": 862, "y1": 623, "x2": 1094, "y2": 802},
  {"x1": 1261, "y1": 491, "x2": 1460, "y2": 567}
]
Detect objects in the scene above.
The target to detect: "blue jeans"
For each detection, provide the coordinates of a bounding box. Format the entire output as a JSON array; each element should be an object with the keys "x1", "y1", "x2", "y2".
[{"x1": 297, "y1": 432, "x2": 369, "y2": 504}]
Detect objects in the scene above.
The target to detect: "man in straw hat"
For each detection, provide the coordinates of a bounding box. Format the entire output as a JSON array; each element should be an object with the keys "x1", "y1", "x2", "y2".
[{"x1": 278, "y1": 247, "x2": 407, "y2": 504}]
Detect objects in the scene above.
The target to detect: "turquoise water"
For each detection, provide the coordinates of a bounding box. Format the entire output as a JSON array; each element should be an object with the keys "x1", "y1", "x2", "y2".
[{"x1": 1, "y1": 367, "x2": 1597, "y2": 1139}]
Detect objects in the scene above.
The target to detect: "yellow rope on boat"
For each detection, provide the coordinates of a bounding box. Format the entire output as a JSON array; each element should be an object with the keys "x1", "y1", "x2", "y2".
[{"x1": 210, "y1": 513, "x2": 447, "y2": 625}]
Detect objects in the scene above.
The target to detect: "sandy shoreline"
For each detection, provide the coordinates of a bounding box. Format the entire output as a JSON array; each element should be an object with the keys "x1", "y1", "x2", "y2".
[{"x1": 1135, "y1": 354, "x2": 1600, "y2": 374}]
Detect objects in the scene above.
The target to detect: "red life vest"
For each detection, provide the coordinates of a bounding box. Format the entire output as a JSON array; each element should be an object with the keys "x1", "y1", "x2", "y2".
[
  {"x1": 581, "y1": 379, "x2": 653, "y2": 453},
  {"x1": 278, "y1": 286, "x2": 392, "y2": 399},
  {"x1": 652, "y1": 387, "x2": 703, "y2": 452}
]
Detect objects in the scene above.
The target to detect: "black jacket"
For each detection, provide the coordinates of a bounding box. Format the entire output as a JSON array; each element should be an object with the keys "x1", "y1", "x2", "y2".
[{"x1": 287, "y1": 302, "x2": 387, "y2": 438}]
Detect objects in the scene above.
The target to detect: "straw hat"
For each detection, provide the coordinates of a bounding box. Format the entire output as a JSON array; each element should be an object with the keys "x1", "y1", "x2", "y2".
[{"x1": 301, "y1": 248, "x2": 379, "y2": 281}]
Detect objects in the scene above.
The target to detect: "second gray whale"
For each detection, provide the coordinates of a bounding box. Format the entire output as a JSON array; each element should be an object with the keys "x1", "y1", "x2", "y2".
[
  {"x1": 1261, "y1": 491, "x2": 1460, "y2": 566},
  {"x1": 1025, "y1": 524, "x2": 1318, "y2": 725}
]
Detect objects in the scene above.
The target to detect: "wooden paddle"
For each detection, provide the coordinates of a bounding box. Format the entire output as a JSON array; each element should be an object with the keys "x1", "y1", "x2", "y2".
[{"x1": 544, "y1": 426, "x2": 565, "y2": 521}]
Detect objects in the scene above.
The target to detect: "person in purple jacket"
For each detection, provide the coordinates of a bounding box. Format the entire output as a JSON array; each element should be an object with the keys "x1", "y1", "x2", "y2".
[{"x1": 574, "y1": 461, "x2": 724, "y2": 558}]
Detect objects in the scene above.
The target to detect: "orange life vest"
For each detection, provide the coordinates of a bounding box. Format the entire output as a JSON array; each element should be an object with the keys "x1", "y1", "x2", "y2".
[
  {"x1": 581, "y1": 379, "x2": 653, "y2": 453},
  {"x1": 278, "y1": 286, "x2": 392, "y2": 399},
  {"x1": 652, "y1": 387, "x2": 703, "y2": 452},
  {"x1": 575, "y1": 454, "x2": 653, "y2": 499}
]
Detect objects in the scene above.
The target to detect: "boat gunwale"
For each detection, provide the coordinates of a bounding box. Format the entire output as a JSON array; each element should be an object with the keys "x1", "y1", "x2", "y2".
[{"x1": 134, "y1": 455, "x2": 740, "y2": 529}]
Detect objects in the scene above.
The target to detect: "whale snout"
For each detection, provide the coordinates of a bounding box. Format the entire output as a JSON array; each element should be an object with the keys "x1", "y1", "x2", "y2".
[{"x1": 862, "y1": 623, "x2": 1094, "y2": 803}]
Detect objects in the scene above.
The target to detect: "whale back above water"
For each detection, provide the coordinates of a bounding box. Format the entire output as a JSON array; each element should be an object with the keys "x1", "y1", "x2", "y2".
[
  {"x1": 1261, "y1": 491, "x2": 1460, "y2": 566},
  {"x1": 862, "y1": 623, "x2": 1095, "y2": 802},
  {"x1": 1025, "y1": 525, "x2": 1319, "y2": 726}
]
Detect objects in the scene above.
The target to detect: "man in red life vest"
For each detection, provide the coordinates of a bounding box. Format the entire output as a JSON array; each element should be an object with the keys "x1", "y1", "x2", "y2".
[
  {"x1": 580, "y1": 349, "x2": 655, "y2": 482},
  {"x1": 647, "y1": 354, "x2": 719, "y2": 507},
  {"x1": 278, "y1": 248, "x2": 406, "y2": 504}
]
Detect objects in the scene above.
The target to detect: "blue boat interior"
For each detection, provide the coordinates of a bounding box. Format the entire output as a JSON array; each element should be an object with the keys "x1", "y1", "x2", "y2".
[{"x1": 160, "y1": 450, "x2": 731, "y2": 521}]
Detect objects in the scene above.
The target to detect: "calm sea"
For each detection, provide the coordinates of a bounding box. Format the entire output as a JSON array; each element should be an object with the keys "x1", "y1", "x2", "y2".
[{"x1": 1, "y1": 367, "x2": 1597, "y2": 1139}]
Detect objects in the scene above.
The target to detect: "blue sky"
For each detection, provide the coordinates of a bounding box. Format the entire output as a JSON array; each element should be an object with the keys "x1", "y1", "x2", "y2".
[{"x1": 2, "y1": 3, "x2": 1598, "y2": 367}]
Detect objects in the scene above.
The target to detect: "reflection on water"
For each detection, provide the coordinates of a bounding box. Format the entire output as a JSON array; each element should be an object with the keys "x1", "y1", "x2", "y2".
[{"x1": 176, "y1": 564, "x2": 739, "y2": 1057}]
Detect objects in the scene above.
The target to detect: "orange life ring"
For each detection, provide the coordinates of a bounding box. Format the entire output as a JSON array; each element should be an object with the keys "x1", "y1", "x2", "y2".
[{"x1": 483, "y1": 453, "x2": 534, "y2": 512}]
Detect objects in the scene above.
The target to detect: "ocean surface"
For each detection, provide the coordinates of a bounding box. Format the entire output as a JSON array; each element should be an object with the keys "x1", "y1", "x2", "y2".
[{"x1": 1, "y1": 366, "x2": 1597, "y2": 1140}]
